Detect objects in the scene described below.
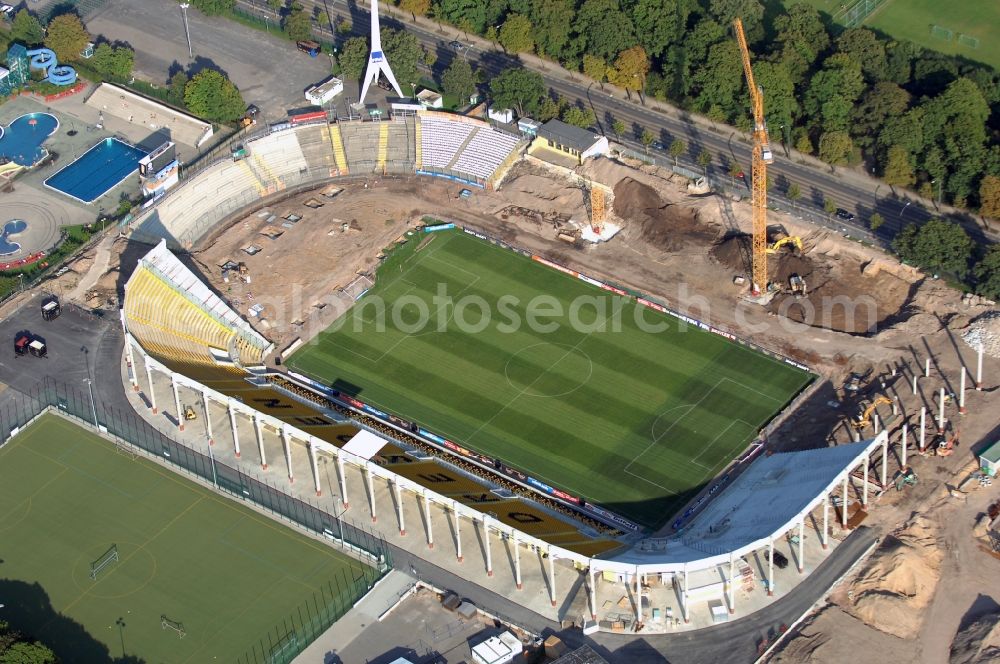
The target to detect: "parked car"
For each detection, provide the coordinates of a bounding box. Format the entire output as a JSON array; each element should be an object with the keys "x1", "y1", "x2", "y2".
[
  {"x1": 650, "y1": 141, "x2": 666, "y2": 151},
  {"x1": 835, "y1": 208, "x2": 856, "y2": 221},
  {"x1": 449, "y1": 40, "x2": 464, "y2": 50},
  {"x1": 0, "y1": 5, "x2": 14, "y2": 18}
]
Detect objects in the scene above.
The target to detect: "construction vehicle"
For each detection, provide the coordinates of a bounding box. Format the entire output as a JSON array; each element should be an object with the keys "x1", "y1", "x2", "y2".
[
  {"x1": 766, "y1": 236, "x2": 803, "y2": 254},
  {"x1": 237, "y1": 104, "x2": 259, "y2": 129},
  {"x1": 851, "y1": 395, "x2": 893, "y2": 430},
  {"x1": 733, "y1": 18, "x2": 773, "y2": 296},
  {"x1": 40, "y1": 295, "x2": 61, "y2": 321},
  {"x1": 935, "y1": 429, "x2": 959, "y2": 457},
  {"x1": 789, "y1": 273, "x2": 807, "y2": 297},
  {"x1": 183, "y1": 405, "x2": 198, "y2": 421},
  {"x1": 844, "y1": 372, "x2": 864, "y2": 393},
  {"x1": 895, "y1": 467, "x2": 917, "y2": 491},
  {"x1": 14, "y1": 332, "x2": 46, "y2": 358}
]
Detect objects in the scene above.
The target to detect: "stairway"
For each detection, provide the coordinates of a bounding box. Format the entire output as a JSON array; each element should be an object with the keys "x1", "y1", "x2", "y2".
[
  {"x1": 414, "y1": 119, "x2": 423, "y2": 170},
  {"x1": 376, "y1": 123, "x2": 389, "y2": 173},
  {"x1": 329, "y1": 125, "x2": 349, "y2": 175}
]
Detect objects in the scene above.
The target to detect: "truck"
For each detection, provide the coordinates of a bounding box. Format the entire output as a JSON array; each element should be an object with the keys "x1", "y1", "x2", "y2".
[{"x1": 296, "y1": 40, "x2": 321, "y2": 57}]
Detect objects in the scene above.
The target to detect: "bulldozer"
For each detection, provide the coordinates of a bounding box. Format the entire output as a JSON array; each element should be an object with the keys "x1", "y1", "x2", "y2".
[
  {"x1": 851, "y1": 396, "x2": 894, "y2": 430},
  {"x1": 788, "y1": 273, "x2": 807, "y2": 297},
  {"x1": 895, "y1": 467, "x2": 918, "y2": 491}
]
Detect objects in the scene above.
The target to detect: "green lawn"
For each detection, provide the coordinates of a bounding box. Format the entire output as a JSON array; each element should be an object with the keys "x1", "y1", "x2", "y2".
[
  {"x1": 0, "y1": 415, "x2": 373, "y2": 663},
  {"x1": 289, "y1": 230, "x2": 811, "y2": 528},
  {"x1": 779, "y1": 0, "x2": 1000, "y2": 72}
]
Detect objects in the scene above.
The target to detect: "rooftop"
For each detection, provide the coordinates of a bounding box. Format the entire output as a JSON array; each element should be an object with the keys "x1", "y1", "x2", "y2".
[{"x1": 538, "y1": 119, "x2": 603, "y2": 151}]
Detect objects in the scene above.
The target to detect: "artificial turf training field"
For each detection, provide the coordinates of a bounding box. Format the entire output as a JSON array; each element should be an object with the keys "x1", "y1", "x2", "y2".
[
  {"x1": 290, "y1": 230, "x2": 811, "y2": 528},
  {"x1": 0, "y1": 415, "x2": 372, "y2": 663}
]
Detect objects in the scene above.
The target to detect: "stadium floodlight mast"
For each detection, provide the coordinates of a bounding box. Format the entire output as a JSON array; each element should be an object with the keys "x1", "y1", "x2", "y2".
[
  {"x1": 179, "y1": 4, "x2": 193, "y2": 60},
  {"x1": 358, "y1": 0, "x2": 403, "y2": 104},
  {"x1": 83, "y1": 378, "x2": 98, "y2": 429}
]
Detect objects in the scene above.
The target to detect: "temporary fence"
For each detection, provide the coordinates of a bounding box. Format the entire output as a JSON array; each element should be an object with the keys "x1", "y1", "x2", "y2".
[{"x1": 0, "y1": 378, "x2": 392, "y2": 664}]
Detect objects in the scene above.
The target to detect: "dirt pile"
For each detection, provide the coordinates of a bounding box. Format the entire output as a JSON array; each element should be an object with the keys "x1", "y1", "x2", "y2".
[
  {"x1": 843, "y1": 514, "x2": 943, "y2": 639},
  {"x1": 772, "y1": 606, "x2": 907, "y2": 664},
  {"x1": 710, "y1": 232, "x2": 750, "y2": 272},
  {"x1": 962, "y1": 311, "x2": 1000, "y2": 358},
  {"x1": 612, "y1": 177, "x2": 717, "y2": 251},
  {"x1": 951, "y1": 609, "x2": 1000, "y2": 664},
  {"x1": 497, "y1": 173, "x2": 587, "y2": 220}
]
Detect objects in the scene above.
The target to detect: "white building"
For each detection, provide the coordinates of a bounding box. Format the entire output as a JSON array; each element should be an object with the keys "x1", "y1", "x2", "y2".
[{"x1": 305, "y1": 76, "x2": 344, "y2": 106}]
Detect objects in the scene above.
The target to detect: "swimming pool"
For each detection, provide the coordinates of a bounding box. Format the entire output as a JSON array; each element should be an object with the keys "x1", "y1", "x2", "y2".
[
  {"x1": 44, "y1": 137, "x2": 148, "y2": 204},
  {"x1": 0, "y1": 219, "x2": 27, "y2": 256},
  {"x1": 0, "y1": 113, "x2": 59, "y2": 166}
]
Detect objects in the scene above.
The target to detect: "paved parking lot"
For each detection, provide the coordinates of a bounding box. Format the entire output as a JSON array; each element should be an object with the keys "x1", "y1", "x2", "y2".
[{"x1": 87, "y1": 0, "x2": 334, "y2": 119}]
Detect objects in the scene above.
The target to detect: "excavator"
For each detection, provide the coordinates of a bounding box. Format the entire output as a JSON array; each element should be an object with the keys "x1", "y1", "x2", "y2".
[
  {"x1": 851, "y1": 396, "x2": 893, "y2": 430},
  {"x1": 895, "y1": 466, "x2": 918, "y2": 491},
  {"x1": 934, "y1": 428, "x2": 959, "y2": 457},
  {"x1": 766, "y1": 236, "x2": 803, "y2": 254}
]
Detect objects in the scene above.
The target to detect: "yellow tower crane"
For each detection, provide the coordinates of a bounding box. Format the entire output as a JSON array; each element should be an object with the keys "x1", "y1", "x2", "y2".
[{"x1": 733, "y1": 18, "x2": 774, "y2": 295}]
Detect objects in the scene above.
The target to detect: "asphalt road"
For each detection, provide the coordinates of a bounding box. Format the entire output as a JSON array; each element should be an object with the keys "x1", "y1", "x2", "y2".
[{"x1": 234, "y1": 0, "x2": 995, "y2": 247}]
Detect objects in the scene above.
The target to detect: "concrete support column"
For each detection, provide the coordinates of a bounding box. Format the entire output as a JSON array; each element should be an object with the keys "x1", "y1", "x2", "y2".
[
  {"x1": 842, "y1": 475, "x2": 849, "y2": 527},
  {"x1": 635, "y1": 567, "x2": 642, "y2": 624},
  {"x1": 336, "y1": 454, "x2": 348, "y2": 509},
  {"x1": 920, "y1": 407, "x2": 927, "y2": 451},
  {"x1": 798, "y1": 520, "x2": 805, "y2": 573},
  {"x1": 863, "y1": 455, "x2": 869, "y2": 506},
  {"x1": 901, "y1": 424, "x2": 908, "y2": 468},
  {"x1": 422, "y1": 494, "x2": 433, "y2": 549},
  {"x1": 822, "y1": 496, "x2": 829, "y2": 549},
  {"x1": 146, "y1": 364, "x2": 158, "y2": 414},
  {"x1": 228, "y1": 402, "x2": 241, "y2": 457},
  {"x1": 959, "y1": 370, "x2": 967, "y2": 415},
  {"x1": 938, "y1": 387, "x2": 946, "y2": 433},
  {"x1": 309, "y1": 443, "x2": 321, "y2": 496},
  {"x1": 453, "y1": 505, "x2": 462, "y2": 562},
  {"x1": 394, "y1": 480, "x2": 405, "y2": 536},
  {"x1": 483, "y1": 517, "x2": 493, "y2": 577},
  {"x1": 125, "y1": 339, "x2": 139, "y2": 391},
  {"x1": 281, "y1": 426, "x2": 293, "y2": 483},
  {"x1": 513, "y1": 535, "x2": 522, "y2": 590},
  {"x1": 925, "y1": 357, "x2": 930, "y2": 377},
  {"x1": 728, "y1": 553, "x2": 736, "y2": 614},
  {"x1": 253, "y1": 415, "x2": 267, "y2": 470},
  {"x1": 202, "y1": 389, "x2": 213, "y2": 444},
  {"x1": 548, "y1": 549, "x2": 556, "y2": 608},
  {"x1": 767, "y1": 538, "x2": 775, "y2": 596},
  {"x1": 366, "y1": 468, "x2": 377, "y2": 521},
  {"x1": 588, "y1": 568, "x2": 597, "y2": 620},
  {"x1": 872, "y1": 412, "x2": 880, "y2": 434},
  {"x1": 912, "y1": 374, "x2": 918, "y2": 395},
  {"x1": 881, "y1": 437, "x2": 888, "y2": 488},
  {"x1": 682, "y1": 567, "x2": 690, "y2": 623},
  {"x1": 977, "y1": 342, "x2": 984, "y2": 390},
  {"x1": 171, "y1": 374, "x2": 183, "y2": 431}
]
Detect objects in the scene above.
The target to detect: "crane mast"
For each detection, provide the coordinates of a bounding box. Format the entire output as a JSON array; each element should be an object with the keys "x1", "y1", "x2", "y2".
[{"x1": 733, "y1": 18, "x2": 773, "y2": 295}]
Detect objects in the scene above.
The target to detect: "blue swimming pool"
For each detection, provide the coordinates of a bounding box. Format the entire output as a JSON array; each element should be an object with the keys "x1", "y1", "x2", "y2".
[
  {"x1": 44, "y1": 137, "x2": 148, "y2": 203},
  {"x1": 0, "y1": 219, "x2": 27, "y2": 256},
  {"x1": 0, "y1": 113, "x2": 59, "y2": 166}
]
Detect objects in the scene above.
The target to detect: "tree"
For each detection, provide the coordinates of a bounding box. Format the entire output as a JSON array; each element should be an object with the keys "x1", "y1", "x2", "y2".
[
  {"x1": 315, "y1": 9, "x2": 329, "y2": 27},
  {"x1": 882, "y1": 145, "x2": 915, "y2": 188},
  {"x1": 607, "y1": 46, "x2": 649, "y2": 96},
  {"x1": 574, "y1": 0, "x2": 638, "y2": 61},
  {"x1": 399, "y1": 0, "x2": 430, "y2": 21},
  {"x1": 893, "y1": 219, "x2": 973, "y2": 276},
  {"x1": 728, "y1": 160, "x2": 743, "y2": 186},
  {"x1": 818, "y1": 131, "x2": 852, "y2": 166},
  {"x1": 697, "y1": 148, "x2": 712, "y2": 173},
  {"x1": 184, "y1": 69, "x2": 245, "y2": 123},
  {"x1": 44, "y1": 13, "x2": 91, "y2": 64},
  {"x1": 10, "y1": 10, "x2": 45, "y2": 46},
  {"x1": 338, "y1": 37, "x2": 369, "y2": 81},
  {"x1": 168, "y1": 71, "x2": 189, "y2": 105},
  {"x1": 528, "y1": 0, "x2": 575, "y2": 62},
  {"x1": 582, "y1": 54, "x2": 607, "y2": 89},
  {"x1": 709, "y1": 0, "x2": 765, "y2": 42},
  {"x1": 611, "y1": 119, "x2": 626, "y2": 139},
  {"x1": 980, "y1": 175, "x2": 1000, "y2": 219},
  {"x1": 435, "y1": 0, "x2": 488, "y2": 34},
  {"x1": 787, "y1": 182, "x2": 801, "y2": 207},
  {"x1": 836, "y1": 28, "x2": 887, "y2": 83},
  {"x1": 640, "y1": 129, "x2": 655, "y2": 153},
  {"x1": 284, "y1": 9, "x2": 312, "y2": 41},
  {"x1": 192, "y1": 0, "x2": 235, "y2": 15},
  {"x1": 852, "y1": 82, "x2": 910, "y2": 151},
  {"x1": 773, "y1": 3, "x2": 829, "y2": 81},
  {"x1": 692, "y1": 41, "x2": 743, "y2": 116},
  {"x1": 562, "y1": 105, "x2": 596, "y2": 129},
  {"x1": 668, "y1": 138, "x2": 685, "y2": 165},
  {"x1": 631, "y1": 0, "x2": 689, "y2": 58},
  {"x1": 441, "y1": 57, "x2": 475, "y2": 102},
  {"x1": 489, "y1": 67, "x2": 545, "y2": 118},
  {"x1": 795, "y1": 132, "x2": 814, "y2": 155},
  {"x1": 869, "y1": 212, "x2": 885, "y2": 232},
  {"x1": 974, "y1": 245, "x2": 1000, "y2": 300},
  {"x1": 382, "y1": 28, "x2": 425, "y2": 89},
  {"x1": 91, "y1": 43, "x2": 135, "y2": 82},
  {"x1": 0, "y1": 622, "x2": 56, "y2": 664},
  {"x1": 498, "y1": 14, "x2": 533, "y2": 54},
  {"x1": 804, "y1": 54, "x2": 864, "y2": 133},
  {"x1": 536, "y1": 96, "x2": 560, "y2": 122}
]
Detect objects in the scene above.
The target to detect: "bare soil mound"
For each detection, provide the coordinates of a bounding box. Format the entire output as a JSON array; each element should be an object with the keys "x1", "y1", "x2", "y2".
[
  {"x1": 843, "y1": 514, "x2": 943, "y2": 639},
  {"x1": 613, "y1": 177, "x2": 717, "y2": 251},
  {"x1": 951, "y1": 609, "x2": 1000, "y2": 664},
  {"x1": 710, "y1": 232, "x2": 750, "y2": 271},
  {"x1": 772, "y1": 606, "x2": 908, "y2": 664}
]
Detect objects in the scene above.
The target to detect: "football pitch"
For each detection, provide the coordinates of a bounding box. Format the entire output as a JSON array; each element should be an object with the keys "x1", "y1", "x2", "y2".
[
  {"x1": 289, "y1": 230, "x2": 811, "y2": 528},
  {"x1": 0, "y1": 415, "x2": 373, "y2": 663}
]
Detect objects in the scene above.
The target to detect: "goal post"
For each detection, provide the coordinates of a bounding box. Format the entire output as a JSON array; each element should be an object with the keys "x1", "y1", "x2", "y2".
[
  {"x1": 161, "y1": 615, "x2": 186, "y2": 639},
  {"x1": 89, "y1": 544, "x2": 119, "y2": 580}
]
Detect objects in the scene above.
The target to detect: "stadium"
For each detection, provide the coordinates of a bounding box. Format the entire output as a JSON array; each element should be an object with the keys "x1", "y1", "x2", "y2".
[{"x1": 114, "y1": 104, "x2": 893, "y2": 635}]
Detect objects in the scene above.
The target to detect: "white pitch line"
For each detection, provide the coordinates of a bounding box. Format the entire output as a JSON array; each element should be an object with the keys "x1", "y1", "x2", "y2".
[{"x1": 720, "y1": 376, "x2": 785, "y2": 404}]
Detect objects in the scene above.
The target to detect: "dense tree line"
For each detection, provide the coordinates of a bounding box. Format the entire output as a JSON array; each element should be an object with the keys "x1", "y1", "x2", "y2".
[{"x1": 398, "y1": 0, "x2": 1000, "y2": 215}]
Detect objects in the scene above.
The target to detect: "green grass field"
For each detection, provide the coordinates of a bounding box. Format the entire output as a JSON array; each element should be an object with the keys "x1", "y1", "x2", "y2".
[
  {"x1": 781, "y1": 0, "x2": 1000, "y2": 71},
  {"x1": 0, "y1": 415, "x2": 372, "y2": 663},
  {"x1": 289, "y1": 230, "x2": 811, "y2": 528}
]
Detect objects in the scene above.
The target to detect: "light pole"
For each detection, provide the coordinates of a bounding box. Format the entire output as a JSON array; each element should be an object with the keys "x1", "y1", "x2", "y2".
[
  {"x1": 931, "y1": 178, "x2": 942, "y2": 208},
  {"x1": 83, "y1": 378, "x2": 98, "y2": 428},
  {"x1": 207, "y1": 436, "x2": 218, "y2": 489},
  {"x1": 179, "y1": 3, "x2": 193, "y2": 60},
  {"x1": 899, "y1": 200, "x2": 912, "y2": 218}
]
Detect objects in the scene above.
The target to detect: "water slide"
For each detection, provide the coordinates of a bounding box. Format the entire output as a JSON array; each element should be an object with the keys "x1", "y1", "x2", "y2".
[{"x1": 25, "y1": 48, "x2": 77, "y2": 86}]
